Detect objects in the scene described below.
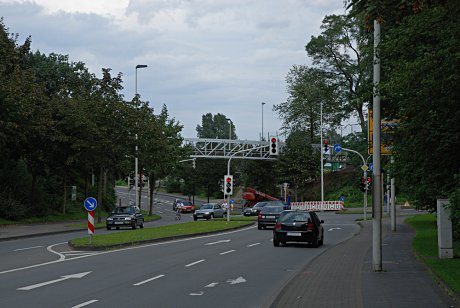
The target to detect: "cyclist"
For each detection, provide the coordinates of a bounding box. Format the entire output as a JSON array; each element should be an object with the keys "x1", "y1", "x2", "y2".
[{"x1": 175, "y1": 202, "x2": 182, "y2": 220}]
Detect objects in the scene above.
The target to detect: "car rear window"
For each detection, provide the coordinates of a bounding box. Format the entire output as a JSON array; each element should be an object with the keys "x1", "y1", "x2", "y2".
[
  {"x1": 261, "y1": 206, "x2": 284, "y2": 213},
  {"x1": 279, "y1": 212, "x2": 310, "y2": 223}
]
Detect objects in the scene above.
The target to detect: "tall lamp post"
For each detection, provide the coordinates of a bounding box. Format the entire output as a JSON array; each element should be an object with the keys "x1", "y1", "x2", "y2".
[
  {"x1": 134, "y1": 64, "x2": 148, "y2": 208},
  {"x1": 261, "y1": 102, "x2": 266, "y2": 141}
]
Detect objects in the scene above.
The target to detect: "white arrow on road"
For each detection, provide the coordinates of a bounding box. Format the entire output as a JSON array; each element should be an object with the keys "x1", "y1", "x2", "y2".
[
  {"x1": 328, "y1": 227, "x2": 342, "y2": 231},
  {"x1": 205, "y1": 282, "x2": 219, "y2": 288},
  {"x1": 226, "y1": 276, "x2": 246, "y2": 285},
  {"x1": 204, "y1": 240, "x2": 231, "y2": 245},
  {"x1": 17, "y1": 271, "x2": 92, "y2": 291}
]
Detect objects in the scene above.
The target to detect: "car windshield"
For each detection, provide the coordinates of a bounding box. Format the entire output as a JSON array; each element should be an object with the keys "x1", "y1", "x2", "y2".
[
  {"x1": 254, "y1": 202, "x2": 267, "y2": 208},
  {"x1": 279, "y1": 212, "x2": 310, "y2": 223},
  {"x1": 261, "y1": 206, "x2": 284, "y2": 213},
  {"x1": 200, "y1": 204, "x2": 214, "y2": 210},
  {"x1": 112, "y1": 207, "x2": 134, "y2": 215},
  {"x1": 182, "y1": 201, "x2": 192, "y2": 206},
  {"x1": 267, "y1": 201, "x2": 284, "y2": 207}
]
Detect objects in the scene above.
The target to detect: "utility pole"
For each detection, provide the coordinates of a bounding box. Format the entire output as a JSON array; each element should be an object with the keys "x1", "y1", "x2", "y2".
[{"x1": 372, "y1": 20, "x2": 383, "y2": 272}]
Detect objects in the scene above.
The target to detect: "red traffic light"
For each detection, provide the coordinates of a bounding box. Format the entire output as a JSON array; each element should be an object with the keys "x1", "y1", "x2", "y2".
[
  {"x1": 226, "y1": 177, "x2": 232, "y2": 183},
  {"x1": 324, "y1": 139, "x2": 329, "y2": 145},
  {"x1": 271, "y1": 137, "x2": 277, "y2": 143}
]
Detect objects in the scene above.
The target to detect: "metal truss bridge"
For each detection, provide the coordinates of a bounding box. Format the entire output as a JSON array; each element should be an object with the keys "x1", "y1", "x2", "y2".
[{"x1": 183, "y1": 138, "x2": 349, "y2": 163}]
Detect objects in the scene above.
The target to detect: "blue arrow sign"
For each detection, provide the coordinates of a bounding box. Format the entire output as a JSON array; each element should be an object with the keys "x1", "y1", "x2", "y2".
[
  {"x1": 333, "y1": 144, "x2": 342, "y2": 153},
  {"x1": 84, "y1": 197, "x2": 97, "y2": 211}
]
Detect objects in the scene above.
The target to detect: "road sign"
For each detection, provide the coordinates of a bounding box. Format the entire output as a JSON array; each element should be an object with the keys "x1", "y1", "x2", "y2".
[
  {"x1": 333, "y1": 144, "x2": 342, "y2": 153},
  {"x1": 368, "y1": 163, "x2": 374, "y2": 172},
  {"x1": 84, "y1": 197, "x2": 97, "y2": 211},
  {"x1": 361, "y1": 165, "x2": 368, "y2": 172}
]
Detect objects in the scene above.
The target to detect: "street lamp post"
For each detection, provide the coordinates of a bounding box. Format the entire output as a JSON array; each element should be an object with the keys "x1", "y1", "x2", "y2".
[
  {"x1": 261, "y1": 102, "x2": 266, "y2": 141},
  {"x1": 134, "y1": 64, "x2": 148, "y2": 208}
]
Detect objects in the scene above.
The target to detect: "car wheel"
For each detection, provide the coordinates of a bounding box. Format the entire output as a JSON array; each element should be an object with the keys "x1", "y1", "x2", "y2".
[
  {"x1": 140, "y1": 221, "x2": 144, "y2": 229},
  {"x1": 194, "y1": 217, "x2": 197, "y2": 221},
  {"x1": 106, "y1": 226, "x2": 111, "y2": 230},
  {"x1": 132, "y1": 223, "x2": 136, "y2": 230},
  {"x1": 273, "y1": 238, "x2": 280, "y2": 247},
  {"x1": 311, "y1": 235, "x2": 319, "y2": 248},
  {"x1": 258, "y1": 225, "x2": 262, "y2": 230},
  {"x1": 319, "y1": 233, "x2": 324, "y2": 246}
]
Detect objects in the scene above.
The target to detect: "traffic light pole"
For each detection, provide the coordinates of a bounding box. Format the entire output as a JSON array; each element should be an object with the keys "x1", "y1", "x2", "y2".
[{"x1": 226, "y1": 145, "x2": 269, "y2": 222}]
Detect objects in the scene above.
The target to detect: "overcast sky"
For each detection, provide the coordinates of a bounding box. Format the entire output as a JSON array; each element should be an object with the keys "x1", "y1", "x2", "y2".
[{"x1": 1, "y1": 0, "x2": 347, "y2": 140}]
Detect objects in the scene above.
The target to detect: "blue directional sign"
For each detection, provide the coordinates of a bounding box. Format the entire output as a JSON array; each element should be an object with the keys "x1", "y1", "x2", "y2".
[
  {"x1": 84, "y1": 197, "x2": 97, "y2": 211},
  {"x1": 368, "y1": 163, "x2": 374, "y2": 172},
  {"x1": 333, "y1": 143, "x2": 342, "y2": 153}
]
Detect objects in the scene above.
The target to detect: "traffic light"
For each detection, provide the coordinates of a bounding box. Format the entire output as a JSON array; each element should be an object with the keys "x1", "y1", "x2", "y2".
[
  {"x1": 128, "y1": 174, "x2": 135, "y2": 189},
  {"x1": 366, "y1": 177, "x2": 372, "y2": 191},
  {"x1": 359, "y1": 177, "x2": 366, "y2": 192},
  {"x1": 270, "y1": 136, "x2": 279, "y2": 155},
  {"x1": 323, "y1": 139, "x2": 329, "y2": 154},
  {"x1": 224, "y1": 175, "x2": 233, "y2": 195}
]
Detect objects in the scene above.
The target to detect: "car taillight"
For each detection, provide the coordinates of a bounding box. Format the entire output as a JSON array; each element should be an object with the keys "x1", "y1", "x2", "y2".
[
  {"x1": 275, "y1": 222, "x2": 281, "y2": 230},
  {"x1": 307, "y1": 223, "x2": 315, "y2": 231},
  {"x1": 258, "y1": 213, "x2": 262, "y2": 219}
]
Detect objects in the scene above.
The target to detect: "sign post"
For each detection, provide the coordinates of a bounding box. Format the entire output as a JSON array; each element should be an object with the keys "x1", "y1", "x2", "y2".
[{"x1": 84, "y1": 197, "x2": 97, "y2": 244}]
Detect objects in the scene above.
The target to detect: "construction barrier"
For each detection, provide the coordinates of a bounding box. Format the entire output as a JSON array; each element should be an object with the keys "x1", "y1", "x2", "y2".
[{"x1": 290, "y1": 201, "x2": 344, "y2": 211}]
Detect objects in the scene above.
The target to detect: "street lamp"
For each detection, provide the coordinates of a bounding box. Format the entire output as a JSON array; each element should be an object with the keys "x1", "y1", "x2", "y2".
[
  {"x1": 261, "y1": 102, "x2": 266, "y2": 141},
  {"x1": 134, "y1": 64, "x2": 147, "y2": 208}
]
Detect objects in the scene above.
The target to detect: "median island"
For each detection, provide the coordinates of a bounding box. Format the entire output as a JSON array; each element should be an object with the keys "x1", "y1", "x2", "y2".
[{"x1": 69, "y1": 220, "x2": 254, "y2": 250}]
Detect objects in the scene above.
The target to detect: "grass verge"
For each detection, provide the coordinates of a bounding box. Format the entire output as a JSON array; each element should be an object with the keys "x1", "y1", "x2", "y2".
[
  {"x1": 406, "y1": 214, "x2": 460, "y2": 298},
  {"x1": 69, "y1": 220, "x2": 253, "y2": 249}
]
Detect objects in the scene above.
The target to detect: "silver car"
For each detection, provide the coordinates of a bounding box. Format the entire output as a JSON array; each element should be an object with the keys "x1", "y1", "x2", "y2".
[{"x1": 193, "y1": 203, "x2": 225, "y2": 220}]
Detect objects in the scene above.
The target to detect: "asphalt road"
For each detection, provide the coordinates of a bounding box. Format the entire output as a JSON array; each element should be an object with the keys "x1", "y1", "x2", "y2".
[{"x1": 0, "y1": 187, "x2": 362, "y2": 307}]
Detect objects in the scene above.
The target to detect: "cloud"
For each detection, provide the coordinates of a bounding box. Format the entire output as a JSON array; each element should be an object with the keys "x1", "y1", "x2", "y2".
[{"x1": 0, "y1": 0, "x2": 346, "y2": 139}]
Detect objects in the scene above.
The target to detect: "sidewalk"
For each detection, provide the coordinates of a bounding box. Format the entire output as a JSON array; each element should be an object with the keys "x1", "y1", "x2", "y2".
[{"x1": 271, "y1": 213, "x2": 459, "y2": 308}]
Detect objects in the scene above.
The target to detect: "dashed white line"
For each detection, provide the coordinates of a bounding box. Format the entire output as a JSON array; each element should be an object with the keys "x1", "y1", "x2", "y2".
[
  {"x1": 133, "y1": 274, "x2": 165, "y2": 286},
  {"x1": 219, "y1": 250, "x2": 236, "y2": 255},
  {"x1": 185, "y1": 259, "x2": 205, "y2": 267},
  {"x1": 71, "y1": 299, "x2": 98, "y2": 308},
  {"x1": 247, "y1": 243, "x2": 260, "y2": 247},
  {"x1": 14, "y1": 246, "x2": 43, "y2": 251}
]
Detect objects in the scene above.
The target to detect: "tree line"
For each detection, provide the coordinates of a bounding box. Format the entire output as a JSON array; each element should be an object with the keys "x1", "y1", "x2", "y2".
[{"x1": 0, "y1": 19, "x2": 184, "y2": 222}]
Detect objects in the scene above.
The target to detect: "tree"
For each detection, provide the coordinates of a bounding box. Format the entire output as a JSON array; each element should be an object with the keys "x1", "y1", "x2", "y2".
[
  {"x1": 305, "y1": 14, "x2": 373, "y2": 133},
  {"x1": 274, "y1": 66, "x2": 340, "y2": 143},
  {"x1": 275, "y1": 130, "x2": 320, "y2": 200}
]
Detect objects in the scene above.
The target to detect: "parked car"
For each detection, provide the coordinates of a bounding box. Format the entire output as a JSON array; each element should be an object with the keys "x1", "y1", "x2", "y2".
[
  {"x1": 243, "y1": 200, "x2": 285, "y2": 216},
  {"x1": 257, "y1": 205, "x2": 284, "y2": 229},
  {"x1": 106, "y1": 205, "x2": 144, "y2": 230},
  {"x1": 193, "y1": 203, "x2": 225, "y2": 220},
  {"x1": 273, "y1": 210, "x2": 324, "y2": 247}
]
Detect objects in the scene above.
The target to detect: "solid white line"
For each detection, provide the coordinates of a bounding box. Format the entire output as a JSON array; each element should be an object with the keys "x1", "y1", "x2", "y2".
[
  {"x1": 185, "y1": 259, "x2": 205, "y2": 267},
  {"x1": 247, "y1": 243, "x2": 260, "y2": 247},
  {"x1": 133, "y1": 274, "x2": 165, "y2": 286},
  {"x1": 14, "y1": 246, "x2": 43, "y2": 251},
  {"x1": 71, "y1": 300, "x2": 99, "y2": 308},
  {"x1": 219, "y1": 250, "x2": 235, "y2": 255},
  {"x1": 205, "y1": 239, "x2": 231, "y2": 245}
]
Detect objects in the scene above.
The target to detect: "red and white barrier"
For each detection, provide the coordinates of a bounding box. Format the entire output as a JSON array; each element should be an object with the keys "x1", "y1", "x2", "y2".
[
  {"x1": 290, "y1": 201, "x2": 344, "y2": 211},
  {"x1": 88, "y1": 210, "x2": 95, "y2": 234}
]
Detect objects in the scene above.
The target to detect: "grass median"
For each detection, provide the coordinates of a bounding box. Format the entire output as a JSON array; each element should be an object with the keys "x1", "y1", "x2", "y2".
[
  {"x1": 406, "y1": 214, "x2": 460, "y2": 297},
  {"x1": 69, "y1": 220, "x2": 254, "y2": 249}
]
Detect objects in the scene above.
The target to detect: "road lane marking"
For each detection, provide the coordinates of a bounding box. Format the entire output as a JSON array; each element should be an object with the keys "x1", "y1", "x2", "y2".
[
  {"x1": 328, "y1": 227, "x2": 342, "y2": 231},
  {"x1": 205, "y1": 239, "x2": 231, "y2": 245},
  {"x1": 0, "y1": 225, "x2": 256, "y2": 276},
  {"x1": 71, "y1": 300, "x2": 99, "y2": 308},
  {"x1": 219, "y1": 250, "x2": 235, "y2": 255},
  {"x1": 17, "y1": 271, "x2": 91, "y2": 290},
  {"x1": 185, "y1": 259, "x2": 205, "y2": 267},
  {"x1": 133, "y1": 274, "x2": 165, "y2": 286},
  {"x1": 14, "y1": 246, "x2": 43, "y2": 251},
  {"x1": 226, "y1": 276, "x2": 246, "y2": 285},
  {"x1": 189, "y1": 291, "x2": 204, "y2": 296},
  {"x1": 205, "y1": 282, "x2": 219, "y2": 288},
  {"x1": 247, "y1": 243, "x2": 260, "y2": 247}
]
